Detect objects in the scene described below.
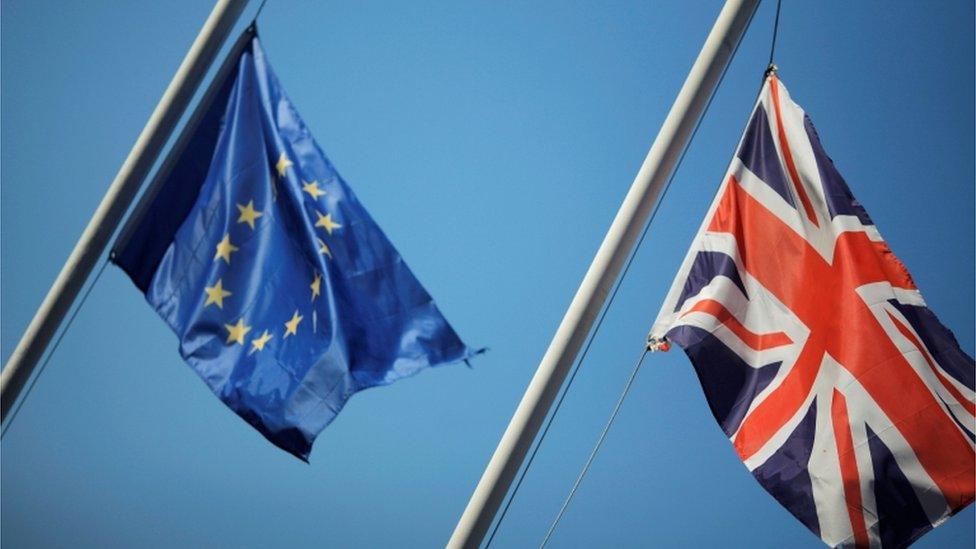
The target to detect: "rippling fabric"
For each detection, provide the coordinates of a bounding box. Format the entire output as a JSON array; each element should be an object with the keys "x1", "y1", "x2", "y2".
[
  {"x1": 113, "y1": 33, "x2": 478, "y2": 461},
  {"x1": 649, "y1": 75, "x2": 974, "y2": 547}
]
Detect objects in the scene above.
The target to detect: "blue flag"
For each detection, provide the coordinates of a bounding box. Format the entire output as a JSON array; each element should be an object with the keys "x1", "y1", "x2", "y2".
[{"x1": 113, "y1": 31, "x2": 478, "y2": 460}]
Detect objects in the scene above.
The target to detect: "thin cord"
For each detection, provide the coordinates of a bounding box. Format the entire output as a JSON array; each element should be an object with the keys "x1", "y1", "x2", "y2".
[
  {"x1": 486, "y1": 90, "x2": 702, "y2": 542},
  {"x1": 484, "y1": 20, "x2": 735, "y2": 535},
  {"x1": 484, "y1": 185, "x2": 664, "y2": 547},
  {"x1": 525, "y1": 3, "x2": 761, "y2": 544},
  {"x1": 767, "y1": 0, "x2": 782, "y2": 68},
  {"x1": 540, "y1": 347, "x2": 649, "y2": 548},
  {"x1": 1, "y1": 259, "x2": 110, "y2": 438},
  {"x1": 252, "y1": 0, "x2": 270, "y2": 25}
]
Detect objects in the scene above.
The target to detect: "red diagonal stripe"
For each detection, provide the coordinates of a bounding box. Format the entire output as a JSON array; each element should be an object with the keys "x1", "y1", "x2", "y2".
[
  {"x1": 770, "y1": 75, "x2": 820, "y2": 227},
  {"x1": 713, "y1": 175, "x2": 974, "y2": 508},
  {"x1": 831, "y1": 389, "x2": 871, "y2": 548},
  {"x1": 682, "y1": 299, "x2": 793, "y2": 351},
  {"x1": 887, "y1": 310, "x2": 976, "y2": 417}
]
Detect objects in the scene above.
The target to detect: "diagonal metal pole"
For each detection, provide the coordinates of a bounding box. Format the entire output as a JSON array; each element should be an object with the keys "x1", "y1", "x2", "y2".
[
  {"x1": 0, "y1": 0, "x2": 250, "y2": 422},
  {"x1": 447, "y1": 0, "x2": 760, "y2": 546}
]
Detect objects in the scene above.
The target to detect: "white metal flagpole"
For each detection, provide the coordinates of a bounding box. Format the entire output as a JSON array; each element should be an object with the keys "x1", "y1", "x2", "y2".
[
  {"x1": 0, "y1": 0, "x2": 250, "y2": 421},
  {"x1": 447, "y1": 0, "x2": 760, "y2": 546}
]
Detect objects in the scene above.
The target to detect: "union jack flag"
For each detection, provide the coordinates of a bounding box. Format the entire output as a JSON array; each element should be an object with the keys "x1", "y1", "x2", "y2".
[{"x1": 649, "y1": 74, "x2": 974, "y2": 547}]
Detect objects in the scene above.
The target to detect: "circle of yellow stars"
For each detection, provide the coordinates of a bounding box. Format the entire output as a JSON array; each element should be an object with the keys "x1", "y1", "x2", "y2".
[{"x1": 202, "y1": 150, "x2": 343, "y2": 354}]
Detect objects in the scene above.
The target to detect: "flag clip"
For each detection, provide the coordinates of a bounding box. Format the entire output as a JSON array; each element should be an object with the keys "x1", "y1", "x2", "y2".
[{"x1": 646, "y1": 337, "x2": 670, "y2": 353}]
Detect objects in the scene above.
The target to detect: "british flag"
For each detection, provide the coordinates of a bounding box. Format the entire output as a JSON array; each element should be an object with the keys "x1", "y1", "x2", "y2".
[{"x1": 649, "y1": 74, "x2": 974, "y2": 547}]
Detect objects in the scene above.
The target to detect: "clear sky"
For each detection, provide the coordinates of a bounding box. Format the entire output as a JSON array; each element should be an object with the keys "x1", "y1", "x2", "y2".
[{"x1": 1, "y1": 1, "x2": 973, "y2": 547}]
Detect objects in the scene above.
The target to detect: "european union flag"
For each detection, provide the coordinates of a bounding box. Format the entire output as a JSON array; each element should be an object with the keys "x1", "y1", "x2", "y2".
[{"x1": 112, "y1": 29, "x2": 477, "y2": 460}]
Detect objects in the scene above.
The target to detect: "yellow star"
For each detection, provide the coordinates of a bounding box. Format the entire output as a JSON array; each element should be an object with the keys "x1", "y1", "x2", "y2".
[
  {"x1": 302, "y1": 180, "x2": 327, "y2": 199},
  {"x1": 284, "y1": 310, "x2": 303, "y2": 337},
  {"x1": 250, "y1": 330, "x2": 273, "y2": 354},
  {"x1": 310, "y1": 272, "x2": 322, "y2": 300},
  {"x1": 214, "y1": 234, "x2": 239, "y2": 264},
  {"x1": 236, "y1": 200, "x2": 263, "y2": 230},
  {"x1": 315, "y1": 210, "x2": 342, "y2": 235},
  {"x1": 275, "y1": 152, "x2": 293, "y2": 178},
  {"x1": 317, "y1": 238, "x2": 332, "y2": 258},
  {"x1": 204, "y1": 278, "x2": 232, "y2": 308},
  {"x1": 224, "y1": 318, "x2": 251, "y2": 345}
]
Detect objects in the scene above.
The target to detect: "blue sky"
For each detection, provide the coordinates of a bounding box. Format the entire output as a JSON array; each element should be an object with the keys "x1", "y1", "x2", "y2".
[{"x1": 2, "y1": 1, "x2": 973, "y2": 547}]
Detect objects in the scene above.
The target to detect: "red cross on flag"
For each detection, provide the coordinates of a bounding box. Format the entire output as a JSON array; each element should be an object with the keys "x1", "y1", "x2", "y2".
[{"x1": 649, "y1": 74, "x2": 974, "y2": 548}]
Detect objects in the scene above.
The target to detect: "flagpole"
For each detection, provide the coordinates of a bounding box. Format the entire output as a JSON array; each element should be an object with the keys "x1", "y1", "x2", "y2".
[
  {"x1": 0, "y1": 0, "x2": 250, "y2": 421},
  {"x1": 447, "y1": 0, "x2": 760, "y2": 546}
]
